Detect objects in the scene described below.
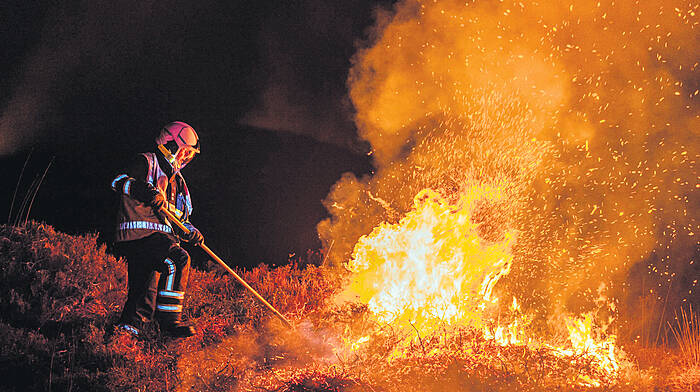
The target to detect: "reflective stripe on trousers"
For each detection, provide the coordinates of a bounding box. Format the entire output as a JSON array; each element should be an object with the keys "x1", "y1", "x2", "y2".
[
  {"x1": 156, "y1": 258, "x2": 184, "y2": 313},
  {"x1": 156, "y1": 303, "x2": 183, "y2": 312}
]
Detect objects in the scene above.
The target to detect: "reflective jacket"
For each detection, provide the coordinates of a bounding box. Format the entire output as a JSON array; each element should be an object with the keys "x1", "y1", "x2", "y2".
[{"x1": 111, "y1": 152, "x2": 193, "y2": 243}]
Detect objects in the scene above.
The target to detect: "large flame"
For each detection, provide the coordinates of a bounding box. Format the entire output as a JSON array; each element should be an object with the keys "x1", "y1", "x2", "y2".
[
  {"x1": 321, "y1": 0, "x2": 697, "y2": 340},
  {"x1": 346, "y1": 186, "x2": 514, "y2": 329},
  {"x1": 344, "y1": 185, "x2": 622, "y2": 383},
  {"x1": 321, "y1": 0, "x2": 696, "y2": 386},
  {"x1": 321, "y1": 0, "x2": 696, "y2": 302}
]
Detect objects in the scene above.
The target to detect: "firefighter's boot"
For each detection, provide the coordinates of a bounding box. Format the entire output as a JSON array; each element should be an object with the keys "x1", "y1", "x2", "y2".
[
  {"x1": 155, "y1": 245, "x2": 195, "y2": 338},
  {"x1": 159, "y1": 315, "x2": 196, "y2": 338}
]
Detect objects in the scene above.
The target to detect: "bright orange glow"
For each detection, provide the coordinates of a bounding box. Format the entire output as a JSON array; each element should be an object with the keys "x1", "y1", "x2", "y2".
[
  {"x1": 321, "y1": 0, "x2": 695, "y2": 387},
  {"x1": 344, "y1": 185, "x2": 621, "y2": 384},
  {"x1": 346, "y1": 186, "x2": 514, "y2": 330}
]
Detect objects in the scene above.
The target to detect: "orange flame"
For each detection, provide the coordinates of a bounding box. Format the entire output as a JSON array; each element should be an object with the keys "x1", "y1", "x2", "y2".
[
  {"x1": 345, "y1": 186, "x2": 514, "y2": 331},
  {"x1": 325, "y1": 0, "x2": 695, "y2": 386},
  {"x1": 343, "y1": 185, "x2": 622, "y2": 384}
]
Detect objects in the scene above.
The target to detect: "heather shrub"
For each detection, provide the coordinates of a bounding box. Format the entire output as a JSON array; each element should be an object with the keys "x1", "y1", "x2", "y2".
[
  {"x1": 0, "y1": 222, "x2": 345, "y2": 391},
  {"x1": 0, "y1": 221, "x2": 127, "y2": 391},
  {"x1": 183, "y1": 259, "x2": 343, "y2": 346},
  {"x1": 0, "y1": 222, "x2": 126, "y2": 330},
  {"x1": 0, "y1": 322, "x2": 52, "y2": 391}
]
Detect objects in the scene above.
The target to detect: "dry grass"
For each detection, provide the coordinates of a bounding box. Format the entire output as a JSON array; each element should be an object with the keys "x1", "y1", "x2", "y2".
[
  {"x1": 664, "y1": 307, "x2": 700, "y2": 391},
  {"x1": 669, "y1": 307, "x2": 700, "y2": 367}
]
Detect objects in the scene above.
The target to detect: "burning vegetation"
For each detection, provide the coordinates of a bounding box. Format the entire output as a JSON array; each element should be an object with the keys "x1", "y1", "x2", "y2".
[
  {"x1": 0, "y1": 0, "x2": 697, "y2": 391},
  {"x1": 315, "y1": 0, "x2": 697, "y2": 389}
]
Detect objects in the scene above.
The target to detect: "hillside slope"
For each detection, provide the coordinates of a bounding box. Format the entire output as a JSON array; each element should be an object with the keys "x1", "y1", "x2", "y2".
[
  {"x1": 0, "y1": 222, "x2": 340, "y2": 391},
  {"x1": 1, "y1": 222, "x2": 697, "y2": 391}
]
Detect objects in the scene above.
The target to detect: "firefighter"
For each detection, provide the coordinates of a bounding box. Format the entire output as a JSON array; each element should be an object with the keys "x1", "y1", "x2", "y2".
[{"x1": 110, "y1": 121, "x2": 203, "y2": 338}]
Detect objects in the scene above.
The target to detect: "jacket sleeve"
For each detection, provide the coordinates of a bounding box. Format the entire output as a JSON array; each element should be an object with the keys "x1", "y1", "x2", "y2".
[
  {"x1": 110, "y1": 155, "x2": 160, "y2": 204},
  {"x1": 182, "y1": 221, "x2": 197, "y2": 232}
]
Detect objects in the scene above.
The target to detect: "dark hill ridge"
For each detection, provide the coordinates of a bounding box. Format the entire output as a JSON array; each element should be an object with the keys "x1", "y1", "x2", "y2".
[{"x1": 0, "y1": 125, "x2": 372, "y2": 269}]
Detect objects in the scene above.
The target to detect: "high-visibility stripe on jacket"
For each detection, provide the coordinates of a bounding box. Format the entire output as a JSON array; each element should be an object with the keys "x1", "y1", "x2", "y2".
[{"x1": 113, "y1": 152, "x2": 193, "y2": 242}]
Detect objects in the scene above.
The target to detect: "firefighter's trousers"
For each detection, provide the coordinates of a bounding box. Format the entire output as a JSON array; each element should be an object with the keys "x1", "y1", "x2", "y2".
[{"x1": 115, "y1": 233, "x2": 191, "y2": 327}]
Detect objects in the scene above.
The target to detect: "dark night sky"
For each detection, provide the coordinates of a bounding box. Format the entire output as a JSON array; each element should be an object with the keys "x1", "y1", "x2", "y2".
[{"x1": 1, "y1": 0, "x2": 392, "y2": 268}]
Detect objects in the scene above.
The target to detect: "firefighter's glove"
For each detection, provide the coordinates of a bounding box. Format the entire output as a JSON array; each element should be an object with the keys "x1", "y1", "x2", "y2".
[
  {"x1": 183, "y1": 222, "x2": 204, "y2": 245},
  {"x1": 149, "y1": 190, "x2": 166, "y2": 211}
]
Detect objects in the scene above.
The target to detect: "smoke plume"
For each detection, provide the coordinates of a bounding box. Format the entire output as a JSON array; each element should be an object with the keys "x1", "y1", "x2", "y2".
[
  {"x1": 240, "y1": 0, "x2": 379, "y2": 148},
  {"x1": 319, "y1": 0, "x2": 698, "y2": 322}
]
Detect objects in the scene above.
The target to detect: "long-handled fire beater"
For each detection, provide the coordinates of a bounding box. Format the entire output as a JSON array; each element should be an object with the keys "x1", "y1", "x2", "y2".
[{"x1": 159, "y1": 207, "x2": 294, "y2": 330}]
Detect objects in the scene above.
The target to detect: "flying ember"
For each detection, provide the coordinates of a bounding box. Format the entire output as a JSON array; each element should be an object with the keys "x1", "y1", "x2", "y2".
[{"x1": 319, "y1": 0, "x2": 696, "y2": 388}]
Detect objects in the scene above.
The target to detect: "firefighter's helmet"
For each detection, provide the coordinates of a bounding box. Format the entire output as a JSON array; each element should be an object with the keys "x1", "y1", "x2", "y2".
[{"x1": 156, "y1": 121, "x2": 200, "y2": 170}]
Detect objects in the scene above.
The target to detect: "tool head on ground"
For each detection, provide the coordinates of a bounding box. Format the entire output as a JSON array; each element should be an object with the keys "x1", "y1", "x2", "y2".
[{"x1": 156, "y1": 121, "x2": 200, "y2": 172}]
